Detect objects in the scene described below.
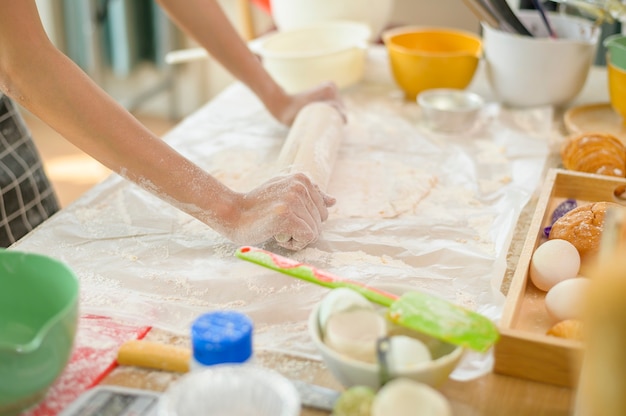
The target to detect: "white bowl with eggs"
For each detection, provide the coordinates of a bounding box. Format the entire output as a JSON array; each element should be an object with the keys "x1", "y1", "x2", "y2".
[{"x1": 308, "y1": 286, "x2": 464, "y2": 389}]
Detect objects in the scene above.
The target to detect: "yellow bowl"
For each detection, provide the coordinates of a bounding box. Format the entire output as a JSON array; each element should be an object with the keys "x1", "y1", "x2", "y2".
[
  {"x1": 608, "y1": 60, "x2": 626, "y2": 124},
  {"x1": 383, "y1": 27, "x2": 482, "y2": 101}
]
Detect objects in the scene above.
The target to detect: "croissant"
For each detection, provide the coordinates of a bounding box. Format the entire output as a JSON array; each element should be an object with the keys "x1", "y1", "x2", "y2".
[
  {"x1": 561, "y1": 132, "x2": 626, "y2": 178},
  {"x1": 547, "y1": 319, "x2": 584, "y2": 341}
]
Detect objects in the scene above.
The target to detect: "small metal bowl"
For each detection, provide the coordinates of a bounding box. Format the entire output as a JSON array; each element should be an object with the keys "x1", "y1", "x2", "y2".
[{"x1": 417, "y1": 89, "x2": 485, "y2": 134}]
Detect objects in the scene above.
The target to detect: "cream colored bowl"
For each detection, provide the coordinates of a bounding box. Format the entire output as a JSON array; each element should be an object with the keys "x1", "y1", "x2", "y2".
[
  {"x1": 251, "y1": 21, "x2": 371, "y2": 94},
  {"x1": 308, "y1": 285, "x2": 464, "y2": 390}
]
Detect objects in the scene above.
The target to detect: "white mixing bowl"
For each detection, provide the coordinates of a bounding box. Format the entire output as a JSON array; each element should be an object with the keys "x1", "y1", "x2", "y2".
[{"x1": 482, "y1": 10, "x2": 600, "y2": 108}]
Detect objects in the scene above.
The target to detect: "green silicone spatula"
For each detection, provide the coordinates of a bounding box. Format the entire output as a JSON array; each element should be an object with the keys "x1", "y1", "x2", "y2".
[{"x1": 235, "y1": 246, "x2": 499, "y2": 353}]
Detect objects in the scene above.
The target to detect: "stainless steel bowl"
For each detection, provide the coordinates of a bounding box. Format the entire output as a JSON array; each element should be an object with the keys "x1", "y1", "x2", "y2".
[{"x1": 417, "y1": 89, "x2": 485, "y2": 134}]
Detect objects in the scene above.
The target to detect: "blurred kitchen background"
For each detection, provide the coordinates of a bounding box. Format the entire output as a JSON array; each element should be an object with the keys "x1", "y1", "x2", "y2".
[{"x1": 26, "y1": 0, "x2": 614, "y2": 206}]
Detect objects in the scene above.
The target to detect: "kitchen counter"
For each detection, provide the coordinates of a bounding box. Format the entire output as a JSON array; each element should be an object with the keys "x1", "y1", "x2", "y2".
[{"x1": 14, "y1": 46, "x2": 610, "y2": 415}]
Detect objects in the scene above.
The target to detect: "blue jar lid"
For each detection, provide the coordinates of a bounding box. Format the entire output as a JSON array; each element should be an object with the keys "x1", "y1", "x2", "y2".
[{"x1": 191, "y1": 311, "x2": 254, "y2": 366}]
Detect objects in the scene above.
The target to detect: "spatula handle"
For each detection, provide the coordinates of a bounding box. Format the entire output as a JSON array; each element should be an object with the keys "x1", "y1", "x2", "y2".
[{"x1": 236, "y1": 246, "x2": 397, "y2": 307}]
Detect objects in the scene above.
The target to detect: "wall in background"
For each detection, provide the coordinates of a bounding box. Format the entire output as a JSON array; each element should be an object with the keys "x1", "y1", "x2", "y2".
[
  {"x1": 390, "y1": 0, "x2": 479, "y2": 33},
  {"x1": 34, "y1": 0, "x2": 486, "y2": 120}
]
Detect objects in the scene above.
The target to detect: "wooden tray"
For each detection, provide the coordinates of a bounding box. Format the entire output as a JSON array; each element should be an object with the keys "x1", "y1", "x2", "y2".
[{"x1": 493, "y1": 168, "x2": 626, "y2": 387}]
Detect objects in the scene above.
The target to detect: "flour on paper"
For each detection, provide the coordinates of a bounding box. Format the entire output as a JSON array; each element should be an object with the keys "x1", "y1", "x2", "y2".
[
  {"x1": 208, "y1": 149, "x2": 275, "y2": 191},
  {"x1": 327, "y1": 158, "x2": 438, "y2": 219}
]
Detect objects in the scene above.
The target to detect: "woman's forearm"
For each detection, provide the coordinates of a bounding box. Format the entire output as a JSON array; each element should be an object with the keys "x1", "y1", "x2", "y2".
[
  {"x1": 0, "y1": 1, "x2": 239, "y2": 232},
  {"x1": 0, "y1": 0, "x2": 336, "y2": 249},
  {"x1": 155, "y1": 0, "x2": 290, "y2": 114}
]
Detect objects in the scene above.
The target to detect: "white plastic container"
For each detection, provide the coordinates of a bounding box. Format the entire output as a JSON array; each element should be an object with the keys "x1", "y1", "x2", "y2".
[
  {"x1": 158, "y1": 365, "x2": 301, "y2": 416},
  {"x1": 250, "y1": 21, "x2": 371, "y2": 94}
]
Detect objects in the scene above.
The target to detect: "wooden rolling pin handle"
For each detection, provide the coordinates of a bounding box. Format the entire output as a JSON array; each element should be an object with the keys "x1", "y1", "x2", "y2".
[{"x1": 117, "y1": 340, "x2": 191, "y2": 374}]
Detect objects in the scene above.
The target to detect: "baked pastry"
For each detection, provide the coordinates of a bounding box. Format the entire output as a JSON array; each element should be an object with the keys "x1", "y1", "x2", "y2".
[
  {"x1": 548, "y1": 201, "x2": 621, "y2": 257},
  {"x1": 561, "y1": 132, "x2": 626, "y2": 177},
  {"x1": 547, "y1": 319, "x2": 584, "y2": 340}
]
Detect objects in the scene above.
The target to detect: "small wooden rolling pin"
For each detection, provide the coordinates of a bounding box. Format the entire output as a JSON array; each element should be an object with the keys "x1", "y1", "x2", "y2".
[{"x1": 117, "y1": 340, "x2": 191, "y2": 373}]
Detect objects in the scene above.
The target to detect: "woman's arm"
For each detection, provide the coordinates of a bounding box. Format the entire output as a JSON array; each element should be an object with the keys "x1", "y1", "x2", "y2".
[
  {"x1": 0, "y1": 0, "x2": 333, "y2": 250},
  {"x1": 155, "y1": 0, "x2": 344, "y2": 125}
]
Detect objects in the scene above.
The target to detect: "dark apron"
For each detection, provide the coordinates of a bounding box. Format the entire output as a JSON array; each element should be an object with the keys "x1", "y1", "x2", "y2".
[{"x1": 0, "y1": 94, "x2": 59, "y2": 247}]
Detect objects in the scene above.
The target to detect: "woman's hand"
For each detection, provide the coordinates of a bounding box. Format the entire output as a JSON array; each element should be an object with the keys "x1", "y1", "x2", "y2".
[
  {"x1": 225, "y1": 173, "x2": 336, "y2": 250},
  {"x1": 267, "y1": 82, "x2": 347, "y2": 127}
]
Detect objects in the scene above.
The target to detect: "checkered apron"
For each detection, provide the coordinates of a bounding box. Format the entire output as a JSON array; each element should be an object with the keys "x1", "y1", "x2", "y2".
[{"x1": 0, "y1": 93, "x2": 59, "y2": 247}]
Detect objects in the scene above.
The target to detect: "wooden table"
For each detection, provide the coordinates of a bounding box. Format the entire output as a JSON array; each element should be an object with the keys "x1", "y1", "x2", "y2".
[{"x1": 15, "y1": 47, "x2": 610, "y2": 415}]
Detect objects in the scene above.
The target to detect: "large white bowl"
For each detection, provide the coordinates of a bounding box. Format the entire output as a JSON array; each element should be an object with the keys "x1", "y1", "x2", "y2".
[
  {"x1": 270, "y1": 0, "x2": 394, "y2": 41},
  {"x1": 482, "y1": 10, "x2": 600, "y2": 108},
  {"x1": 251, "y1": 21, "x2": 371, "y2": 94},
  {"x1": 308, "y1": 285, "x2": 464, "y2": 390}
]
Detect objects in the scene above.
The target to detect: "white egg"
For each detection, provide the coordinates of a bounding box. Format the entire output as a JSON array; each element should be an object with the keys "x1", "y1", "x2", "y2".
[
  {"x1": 530, "y1": 239, "x2": 581, "y2": 291},
  {"x1": 324, "y1": 309, "x2": 387, "y2": 363},
  {"x1": 318, "y1": 287, "x2": 374, "y2": 332},
  {"x1": 371, "y1": 378, "x2": 452, "y2": 416},
  {"x1": 545, "y1": 278, "x2": 591, "y2": 322},
  {"x1": 386, "y1": 336, "x2": 432, "y2": 373}
]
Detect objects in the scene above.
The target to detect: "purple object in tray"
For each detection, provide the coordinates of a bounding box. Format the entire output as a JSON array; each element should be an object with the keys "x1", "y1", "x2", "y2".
[{"x1": 543, "y1": 199, "x2": 577, "y2": 238}]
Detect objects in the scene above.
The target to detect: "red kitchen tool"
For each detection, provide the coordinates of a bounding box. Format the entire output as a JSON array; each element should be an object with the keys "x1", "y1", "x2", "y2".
[{"x1": 23, "y1": 314, "x2": 151, "y2": 416}]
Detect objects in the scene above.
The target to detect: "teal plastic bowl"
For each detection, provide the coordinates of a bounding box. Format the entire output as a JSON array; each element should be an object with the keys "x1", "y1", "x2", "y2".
[{"x1": 0, "y1": 250, "x2": 79, "y2": 415}]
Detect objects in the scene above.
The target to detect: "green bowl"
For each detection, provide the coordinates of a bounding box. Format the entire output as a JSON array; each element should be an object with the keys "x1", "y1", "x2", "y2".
[
  {"x1": 604, "y1": 34, "x2": 626, "y2": 71},
  {"x1": 0, "y1": 250, "x2": 79, "y2": 415}
]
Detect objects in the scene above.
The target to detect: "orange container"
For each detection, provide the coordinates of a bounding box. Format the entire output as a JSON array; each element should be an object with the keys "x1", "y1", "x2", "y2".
[{"x1": 383, "y1": 27, "x2": 482, "y2": 101}]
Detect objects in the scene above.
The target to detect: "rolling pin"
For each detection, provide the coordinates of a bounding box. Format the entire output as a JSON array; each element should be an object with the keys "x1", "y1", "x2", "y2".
[
  {"x1": 117, "y1": 340, "x2": 191, "y2": 373},
  {"x1": 277, "y1": 102, "x2": 345, "y2": 192}
]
